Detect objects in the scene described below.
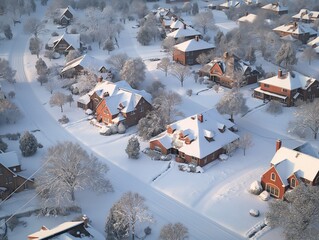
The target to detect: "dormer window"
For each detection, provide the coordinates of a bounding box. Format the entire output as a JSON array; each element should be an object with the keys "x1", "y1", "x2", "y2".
[
  {"x1": 271, "y1": 172, "x2": 276, "y2": 181},
  {"x1": 291, "y1": 178, "x2": 296, "y2": 188}
]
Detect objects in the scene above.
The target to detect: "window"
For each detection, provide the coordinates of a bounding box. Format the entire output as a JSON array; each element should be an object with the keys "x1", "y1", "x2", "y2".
[
  {"x1": 266, "y1": 184, "x2": 280, "y2": 197},
  {"x1": 282, "y1": 89, "x2": 287, "y2": 92},
  {"x1": 140, "y1": 106, "x2": 144, "y2": 113},
  {"x1": 291, "y1": 178, "x2": 296, "y2": 188},
  {"x1": 180, "y1": 152, "x2": 185, "y2": 159},
  {"x1": 264, "y1": 84, "x2": 269, "y2": 88},
  {"x1": 271, "y1": 172, "x2": 276, "y2": 181}
]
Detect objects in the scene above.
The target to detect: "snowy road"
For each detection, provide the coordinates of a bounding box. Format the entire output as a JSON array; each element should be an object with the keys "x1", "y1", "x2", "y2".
[{"x1": 2, "y1": 9, "x2": 243, "y2": 240}]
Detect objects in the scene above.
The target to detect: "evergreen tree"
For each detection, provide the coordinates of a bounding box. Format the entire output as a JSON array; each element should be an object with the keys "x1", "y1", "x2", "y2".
[
  {"x1": 19, "y1": 131, "x2": 38, "y2": 157},
  {"x1": 125, "y1": 136, "x2": 140, "y2": 159}
]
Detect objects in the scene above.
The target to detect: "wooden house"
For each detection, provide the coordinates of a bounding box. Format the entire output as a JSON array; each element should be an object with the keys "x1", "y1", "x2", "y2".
[
  {"x1": 77, "y1": 80, "x2": 152, "y2": 127},
  {"x1": 55, "y1": 6, "x2": 75, "y2": 26},
  {"x1": 261, "y1": 2, "x2": 288, "y2": 15},
  {"x1": 273, "y1": 22, "x2": 317, "y2": 44},
  {"x1": 254, "y1": 69, "x2": 319, "y2": 106},
  {"x1": 47, "y1": 33, "x2": 81, "y2": 54},
  {"x1": 199, "y1": 52, "x2": 259, "y2": 88},
  {"x1": 261, "y1": 140, "x2": 319, "y2": 199},
  {"x1": 173, "y1": 36, "x2": 215, "y2": 65},
  {"x1": 149, "y1": 108, "x2": 239, "y2": 167},
  {"x1": 292, "y1": 9, "x2": 319, "y2": 23},
  {"x1": 0, "y1": 152, "x2": 34, "y2": 200}
]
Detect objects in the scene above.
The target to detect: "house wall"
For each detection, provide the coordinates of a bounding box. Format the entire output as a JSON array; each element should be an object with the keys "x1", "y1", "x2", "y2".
[
  {"x1": 54, "y1": 39, "x2": 71, "y2": 53},
  {"x1": 173, "y1": 48, "x2": 214, "y2": 66},
  {"x1": 173, "y1": 49, "x2": 186, "y2": 65},
  {"x1": 150, "y1": 140, "x2": 169, "y2": 155},
  {"x1": 287, "y1": 174, "x2": 299, "y2": 188},
  {"x1": 261, "y1": 166, "x2": 286, "y2": 199}
]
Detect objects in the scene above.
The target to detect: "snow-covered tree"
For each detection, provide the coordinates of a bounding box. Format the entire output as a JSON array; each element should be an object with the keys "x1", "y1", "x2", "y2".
[
  {"x1": 36, "y1": 142, "x2": 112, "y2": 214},
  {"x1": 245, "y1": 47, "x2": 256, "y2": 65},
  {"x1": 49, "y1": 91, "x2": 67, "y2": 112},
  {"x1": 193, "y1": 11, "x2": 214, "y2": 34},
  {"x1": 137, "y1": 26, "x2": 153, "y2": 46},
  {"x1": 0, "y1": 99, "x2": 21, "y2": 124},
  {"x1": 196, "y1": 50, "x2": 214, "y2": 65},
  {"x1": 157, "y1": 57, "x2": 171, "y2": 77},
  {"x1": 159, "y1": 222, "x2": 189, "y2": 240},
  {"x1": 103, "y1": 38, "x2": 115, "y2": 54},
  {"x1": 182, "y1": 2, "x2": 192, "y2": 15},
  {"x1": 266, "y1": 100, "x2": 283, "y2": 115},
  {"x1": 192, "y1": 2, "x2": 199, "y2": 15},
  {"x1": 23, "y1": 17, "x2": 45, "y2": 38},
  {"x1": 288, "y1": 99, "x2": 319, "y2": 139},
  {"x1": 45, "y1": 78, "x2": 59, "y2": 94},
  {"x1": 75, "y1": 72, "x2": 98, "y2": 94},
  {"x1": 146, "y1": 80, "x2": 166, "y2": 98},
  {"x1": 169, "y1": 63, "x2": 191, "y2": 87},
  {"x1": 275, "y1": 42, "x2": 297, "y2": 70},
  {"x1": 65, "y1": 50, "x2": 81, "y2": 63},
  {"x1": 162, "y1": 37, "x2": 176, "y2": 56},
  {"x1": 37, "y1": 74, "x2": 48, "y2": 86},
  {"x1": 125, "y1": 136, "x2": 140, "y2": 159},
  {"x1": 2, "y1": 24, "x2": 12, "y2": 40},
  {"x1": 29, "y1": 37, "x2": 41, "y2": 58},
  {"x1": 106, "y1": 53, "x2": 129, "y2": 73},
  {"x1": 216, "y1": 89, "x2": 248, "y2": 122},
  {"x1": 302, "y1": 47, "x2": 317, "y2": 65},
  {"x1": 238, "y1": 133, "x2": 252, "y2": 156},
  {"x1": 266, "y1": 183, "x2": 319, "y2": 240},
  {"x1": 0, "y1": 138, "x2": 8, "y2": 152},
  {"x1": 19, "y1": 131, "x2": 38, "y2": 157},
  {"x1": 108, "y1": 192, "x2": 153, "y2": 240},
  {"x1": 0, "y1": 58, "x2": 16, "y2": 84},
  {"x1": 66, "y1": 94, "x2": 74, "y2": 107},
  {"x1": 137, "y1": 111, "x2": 166, "y2": 140},
  {"x1": 120, "y1": 58, "x2": 146, "y2": 88},
  {"x1": 35, "y1": 58, "x2": 48, "y2": 76},
  {"x1": 105, "y1": 202, "x2": 129, "y2": 240}
]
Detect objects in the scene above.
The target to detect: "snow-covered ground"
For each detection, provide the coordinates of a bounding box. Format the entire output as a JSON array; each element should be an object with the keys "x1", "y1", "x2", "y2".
[{"x1": 1, "y1": 1, "x2": 318, "y2": 240}]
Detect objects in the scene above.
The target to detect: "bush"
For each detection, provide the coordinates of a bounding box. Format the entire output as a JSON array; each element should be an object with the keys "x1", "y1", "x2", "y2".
[
  {"x1": 110, "y1": 124, "x2": 118, "y2": 134},
  {"x1": 118, "y1": 122, "x2": 126, "y2": 134},
  {"x1": 266, "y1": 101, "x2": 283, "y2": 115},
  {"x1": 19, "y1": 131, "x2": 38, "y2": 157},
  {"x1": 186, "y1": 89, "x2": 192, "y2": 96}
]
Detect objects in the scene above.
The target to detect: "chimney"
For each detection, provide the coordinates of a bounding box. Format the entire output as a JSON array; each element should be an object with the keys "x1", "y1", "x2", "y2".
[
  {"x1": 97, "y1": 76, "x2": 103, "y2": 82},
  {"x1": 183, "y1": 23, "x2": 186, "y2": 29},
  {"x1": 41, "y1": 226, "x2": 49, "y2": 231},
  {"x1": 278, "y1": 69, "x2": 282, "y2": 78},
  {"x1": 195, "y1": 36, "x2": 199, "y2": 41},
  {"x1": 276, "y1": 139, "x2": 282, "y2": 152},
  {"x1": 245, "y1": 12, "x2": 249, "y2": 16},
  {"x1": 198, "y1": 114, "x2": 203, "y2": 123}
]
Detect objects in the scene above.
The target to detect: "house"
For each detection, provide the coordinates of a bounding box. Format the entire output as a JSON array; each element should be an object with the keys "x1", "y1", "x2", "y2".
[
  {"x1": 199, "y1": 52, "x2": 259, "y2": 88},
  {"x1": 173, "y1": 36, "x2": 215, "y2": 65},
  {"x1": 0, "y1": 151, "x2": 34, "y2": 200},
  {"x1": 166, "y1": 24, "x2": 201, "y2": 41},
  {"x1": 28, "y1": 216, "x2": 104, "y2": 239},
  {"x1": 261, "y1": 140, "x2": 319, "y2": 199},
  {"x1": 307, "y1": 36, "x2": 319, "y2": 53},
  {"x1": 54, "y1": 6, "x2": 75, "y2": 26},
  {"x1": 292, "y1": 9, "x2": 319, "y2": 23},
  {"x1": 77, "y1": 80, "x2": 152, "y2": 127},
  {"x1": 261, "y1": 2, "x2": 288, "y2": 15},
  {"x1": 47, "y1": 33, "x2": 81, "y2": 54},
  {"x1": 170, "y1": 18, "x2": 188, "y2": 32},
  {"x1": 218, "y1": 0, "x2": 243, "y2": 10},
  {"x1": 61, "y1": 54, "x2": 109, "y2": 77},
  {"x1": 237, "y1": 13, "x2": 257, "y2": 25},
  {"x1": 273, "y1": 22, "x2": 317, "y2": 44},
  {"x1": 149, "y1": 108, "x2": 239, "y2": 167},
  {"x1": 253, "y1": 69, "x2": 319, "y2": 106}
]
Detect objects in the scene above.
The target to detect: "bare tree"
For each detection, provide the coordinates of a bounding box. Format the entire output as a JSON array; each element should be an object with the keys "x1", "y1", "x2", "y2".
[
  {"x1": 120, "y1": 58, "x2": 146, "y2": 88},
  {"x1": 238, "y1": 133, "x2": 252, "y2": 156},
  {"x1": 19, "y1": 131, "x2": 38, "y2": 157},
  {"x1": 137, "y1": 26, "x2": 152, "y2": 46},
  {"x1": 75, "y1": 72, "x2": 97, "y2": 94},
  {"x1": 37, "y1": 74, "x2": 48, "y2": 86},
  {"x1": 157, "y1": 57, "x2": 171, "y2": 77},
  {"x1": 196, "y1": 50, "x2": 214, "y2": 65},
  {"x1": 0, "y1": 99, "x2": 21, "y2": 124},
  {"x1": 216, "y1": 89, "x2": 248, "y2": 122},
  {"x1": 193, "y1": 11, "x2": 215, "y2": 34},
  {"x1": 288, "y1": 99, "x2": 319, "y2": 139},
  {"x1": 0, "y1": 58, "x2": 16, "y2": 84},
  {"x1": 302, "y1": 47, "x2": 317, "y2": 65},
  {"x1": 29, "y1": 37, "x2": 41, "y2": 58},
  {"x1": 35, "y1": 58, "x2": 48, "y2": 75},
  {"x1": 106, "y1": 53, "x2": 129, "y2": 73},
  {"x1": 159, "y1": 222, "x2": 189, "y2": 240},
  {"x1": 23, "y1": 17, "x2": 45, "y2": 38},
  {"x1": 45, "y1": 78, "x2": 59, "y2": 94},
  {"x1": 266, "y1": 183, "x2": 319, "y2": 240},
  {"x1": 66, "y1": 94, "x2": 74, "y2": 107},
  {"x1": 169, "y1": 63, "x2": 191, "y2": 87},
  {"x1": 162, "y1": 37, "x2": 176, "y2": 56},
  {"x1": 103, "y1": 38, "x2": 115, "y2": 54},
  {"x1": 276, "y1": 42, "x2": 298, "y2": 70},
  {"x1": 36, "y1": 142, "x2": 112, "y2": 214},
  {"x1": 49, "y1": 91, "x2": 67, "y2": 112}
]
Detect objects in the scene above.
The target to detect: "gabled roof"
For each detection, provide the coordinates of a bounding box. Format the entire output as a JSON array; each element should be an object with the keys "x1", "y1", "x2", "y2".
[
  {"x1": 307, "y1": 36, "x2": 319, "y2": 53},
  {"x1": 174, "y1": 38, "x2": 215, "y2": 52},
  {"x1": 271, "y1": 147, "x2": 319, "y2": 186},
  {"x1": 60, "y1": 6, "x2": 75, "y2": 19},
  {"x1": 151, "y1": 108, "x2": 239, "y2": 159},
  {"x1": 273, "y1": 22, "x2": 317, "y2": 35},
  {"x1": 52, "y1": 33, "x2": 81, "y2": 50},
  {"x1": 238, "y1": 13, "x2": 257, "y2": 23},
  {"x1": 61, "y1": 55, "x2": 107, "y2": 74},
  {"x1": 0, "y1": 151, "x2": 20, "y2": 169},
  {"x1": 166, "y1": 26, "x2": 201, "y2": 39},
  {"x1": 292, "y1": 9, "x2": 319, "y2": 21},
  {"x1": 170, "y1": 19, "x2": 185, "y2": 29},
  {"x1": 259, "y1": 71, "x2": 316, "y2": 90},
  {"x1": 262, "y1": 3, "x2": 288, "y2": 12}
]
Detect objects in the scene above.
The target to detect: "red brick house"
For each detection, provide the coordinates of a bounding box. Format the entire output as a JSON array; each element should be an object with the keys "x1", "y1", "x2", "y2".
[
  {"x1": 261, "y1": 140, "x2": 319, "y2": 199},
  {"x1": 173, "y1": 37, "x2": 215, "y2": 65},
  {"x1": 166, "y1": 24, "x2": 201, "y2": 41},
  {"x1": 149, "y1": 108, "x2": 239, "y2": 167},
  {"x1": 273, "y1": 22, "x2": 317, "y2": 44},
  {"x1": 261, "y1": 2, "x2": 288, "y2": 15},
  {"x1": 292, "y1": 9, "x2": 319, "y2": 23},
  {"x1": 199, "y1": 52, "x2": 259, "y2": 88},
  {"x1": 0, "y1": 152, "x2": 34, "y2": 200},
  {"x1": 254, "y1": 69, "x2": 319, "y2": 106},
  {"x1": 47, "y1": 33, "x2": 81, "y2": 54},
  {"x1": 77, "y1": 80, "x2": 152, "y2": 127}
]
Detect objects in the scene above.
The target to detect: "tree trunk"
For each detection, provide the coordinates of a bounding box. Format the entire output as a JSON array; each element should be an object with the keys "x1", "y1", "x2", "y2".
[
  {"x1": 181, "y1": 80, "x2": 183, "y2": 87},
  {"x1": 314, "y1": 132, "x2": 317, "y2": 140},
  {"x1": 71, "y1": 188, "x2": 75, "y2": 201},
  {"x1": 60, "y1": 105, "x2": 63, "y2": 112}
]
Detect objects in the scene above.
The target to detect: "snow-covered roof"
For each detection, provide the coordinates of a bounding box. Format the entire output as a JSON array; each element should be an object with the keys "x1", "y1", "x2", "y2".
[
  {"x1": 271, "y1": 147, "x2": 319, "y2": 186},
  {"x1": 170, "y1": 19, "x2": 189, "y2": 29},
  {"x1": 166, "y1": 26, "x2": 201, "y2": 39},
  {"x1": 262, "y1": 3, "x2": 288, "y2": 12},
  {"x1": 307, "y1": 37, "x2": 319, "y2": 53},
  {"x1": 151, "y1": 108, "x2": 239, "y2": 159},
  {"x1": 61, "y1": 55, "x2": 107, "y2": 74},
  {"x1": 53, "y1": 33, "x2": 81, "y2": 50},
  {"x1": 174, "y1": 38, "x2": 215, "y2": 52},
  {"x1": 0, "y1": 151, "x2": 20, "y2": 168},
  {"x1": 219, "y1": 0, "x2": 242, "y2": 8},
  {"x1": 238, "y1": 13, "x2": 257, "y2": 23},
  {"x1": 259, "y1": 71, "x2": 317, "y2": 90},
  {"x1": 60, "y1": 6, "x2": 76, "y2": 19},
  {"x1": 78, "y1": 80, "x2": 152, "y2": 113},
  {"x1": 292, "y1": 9, "x2": 319, "y2": 22},
  {"x1": 273, "y1": 22, "x2": 317, "y2": 36}
]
